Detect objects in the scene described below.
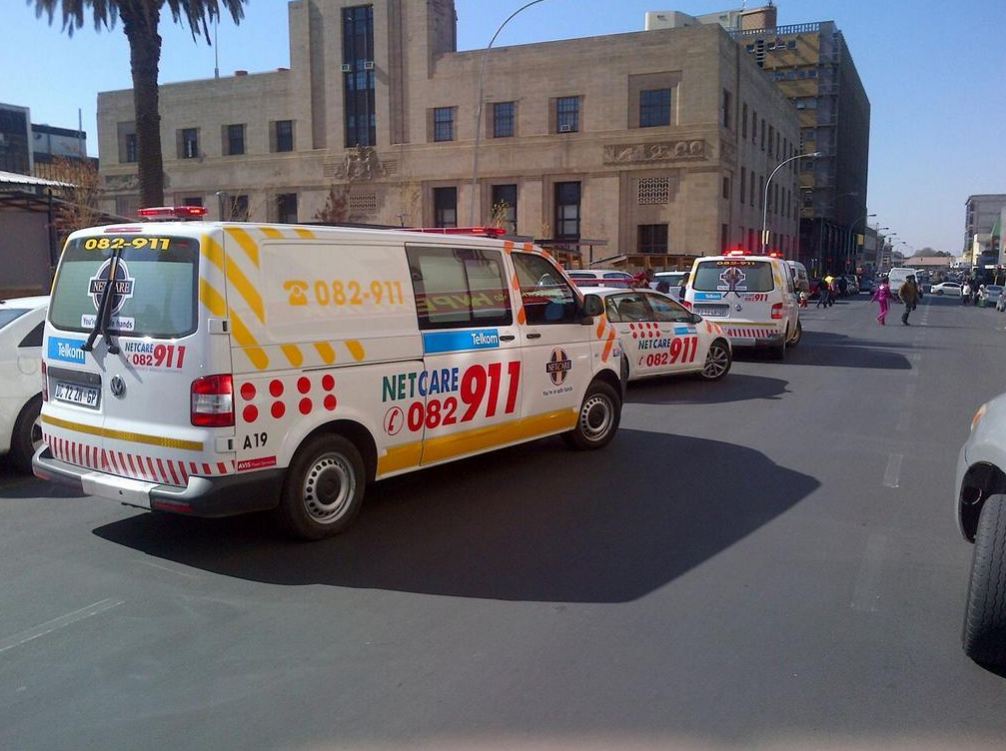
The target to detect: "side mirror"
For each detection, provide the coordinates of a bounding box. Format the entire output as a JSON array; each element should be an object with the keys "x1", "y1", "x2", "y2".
[
  {"x1": 689, "y1": 313, "x2": 703, "y2": 324},
  {"x1": 581, "y1": 293, "x2": 604, "y2": 322}
]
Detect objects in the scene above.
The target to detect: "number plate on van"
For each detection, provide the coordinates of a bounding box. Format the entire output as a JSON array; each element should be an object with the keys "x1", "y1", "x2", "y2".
[
  {"x1": 694, "y1": 304, "x2": 728, "y2": 317},
  {"x1": 53, "y1": 382, "x2": 100, "y2": 409}
]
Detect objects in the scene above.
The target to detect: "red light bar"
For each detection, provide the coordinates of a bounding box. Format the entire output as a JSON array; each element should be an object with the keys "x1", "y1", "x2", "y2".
[
  {"x1": 767, "y1": 250, "x2": 784, "y2": 259},
  {"x1": 104, "y1": 225, "x2": 144, "y2": 233},
  {"x1": 138, "y1": 206, "x2": 208, "y2": 220},
  {"x1": 406, "y1": 226, "x2": 506, "y2": 237},
  {"x1": 726, "y1": 249, "x2": 750, "y2": 256}
]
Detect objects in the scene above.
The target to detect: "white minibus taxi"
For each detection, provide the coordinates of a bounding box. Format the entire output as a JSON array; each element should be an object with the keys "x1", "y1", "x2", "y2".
[{"x1": 34, "y1": 210, "x2": 624, "y2": 538}]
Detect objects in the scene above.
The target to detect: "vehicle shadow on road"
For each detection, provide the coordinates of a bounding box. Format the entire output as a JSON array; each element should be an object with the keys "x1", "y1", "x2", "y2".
[
  {"x1": 92, "y1": 429, "x2": 819, "y2": 603},
  {"x1": 627, "y1": 373, "x2": 789, "y2": 404},
  {"x1": 0, "y1": 458, "x2": 86, "y2": 499},
  {"x1": 770, "y1": 331, "x2": 915, "y2": 370}
]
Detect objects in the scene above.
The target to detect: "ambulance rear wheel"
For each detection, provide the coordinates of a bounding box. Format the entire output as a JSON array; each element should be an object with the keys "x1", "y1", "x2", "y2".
[
  {"x1": 278, "y1": 434, "x2": 366, "y2": 540},
  {"x1": 563, "y1": 380, "x2": 620, "y2": 450}
]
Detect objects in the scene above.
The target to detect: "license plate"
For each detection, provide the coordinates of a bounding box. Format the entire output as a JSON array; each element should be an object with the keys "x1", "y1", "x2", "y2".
[
  {"x1": 54, "y1": 381, "x2": 100, "y2": 409},
  {"x1": 695, "y1": 305, "x2": 728, "y2": 317}
]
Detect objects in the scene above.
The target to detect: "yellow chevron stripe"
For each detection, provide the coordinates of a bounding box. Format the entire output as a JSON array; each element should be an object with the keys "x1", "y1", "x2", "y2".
[
  {"x1": 225, "y1": 226, "x2": 260, "y2": 267},
  {"x1": 345, "y1": 340, "x2": 366, "y2": 362},
  {"x1": 294, "y1": 228, "x2": 316, "y2": 239},
  {"x1": 314, "y1": 341, "x2": 336, "y2": 364},
  {"x1": 201, "y1": 236, "x2": 226, "y2": 273},
  {"x1": 281, "y1": 344, "x2": 304, "y2": 368},
  {"x1": 224, "y1": 255, "x2": 265, "y2": 324},
  {"x1": 261, "y1": 227, "x2": 283, "y2": 239},
  {"x1": 199, "y1": 279, "x2": 227, "y2": 317},
  {"x1": 229, "y1": 310, "x2": 269, "y2": 370}
]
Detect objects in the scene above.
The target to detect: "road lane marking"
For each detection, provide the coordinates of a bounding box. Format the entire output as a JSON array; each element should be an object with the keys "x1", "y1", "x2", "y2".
[
  {"x1": 851, "y1": 532, "x2": 887, "y2": 612},
  {"x1": 882, "y1": 453, "x2": 903, "y2": 488},
  {"x1": 0, "y1": 598, "x2": 124, "y2": 655}
]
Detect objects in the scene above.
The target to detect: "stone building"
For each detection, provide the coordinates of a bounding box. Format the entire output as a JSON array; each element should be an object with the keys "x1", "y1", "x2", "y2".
[{"x1": 97, "y1": 0, "x2": 800, "y2": 267}]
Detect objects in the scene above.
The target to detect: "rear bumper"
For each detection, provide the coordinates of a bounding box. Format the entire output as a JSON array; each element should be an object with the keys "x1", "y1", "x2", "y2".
[{"x1": 33, "y1": 446, "x2": 284, "y2": 518}]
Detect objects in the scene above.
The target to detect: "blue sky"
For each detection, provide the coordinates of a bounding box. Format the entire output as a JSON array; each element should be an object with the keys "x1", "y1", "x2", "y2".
[{"x1": 3, "y1": 0, "x2": 1004, "y2": 253}]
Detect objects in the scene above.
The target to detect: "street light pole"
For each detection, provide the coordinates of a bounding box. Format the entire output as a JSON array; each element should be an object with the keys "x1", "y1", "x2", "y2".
[
  {"x1": 845, "y1": 211, "x2": 875, "y2": 272},
  {"x1": 761, "y1": 151, "x2": 821, "y2": 255},
  {"x1": 469, "y1": 0, "x2": 548, "y2": 227}
]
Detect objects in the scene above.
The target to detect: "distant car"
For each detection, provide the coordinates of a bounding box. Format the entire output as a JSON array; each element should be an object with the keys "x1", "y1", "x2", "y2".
[
  {"x1": 652, "y1": 271, "x2": 688, "y2": 300},
  {"x1": 0, "y1": 297, "x2": 47, "y2": 473},
  {"x1": 567, "y1": 269, "x2": 635, "y2": 289},
  {"x1": 787, "y1": 261, "x2": 810, "y2": 294},
  {"x1": 859, "y1": 278, "x2": 876, "y2": 294},
  {"x1": 932, "y1": 282, "x2": 963, "y2": 296},
  {"x1": 979, "y1": 285, "x2": 1004, "y2": 308},
  {"x1": 594, "y1": 287, "x2": 732, "y2": 382}
]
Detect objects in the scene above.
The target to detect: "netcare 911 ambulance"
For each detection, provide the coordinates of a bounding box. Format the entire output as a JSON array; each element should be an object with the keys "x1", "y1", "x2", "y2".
[
  {"x1": 34, "y1": 208, "x2": 624, "y2": 539},
  {"x1": 683, "y1": 249, "x2": 802, "y2": 360}
]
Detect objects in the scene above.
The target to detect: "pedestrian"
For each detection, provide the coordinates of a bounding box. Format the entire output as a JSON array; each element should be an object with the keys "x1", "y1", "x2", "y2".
[
  {"x1": 824, "y1": 272, "x2": 836, "y2": 307},
  {"x1": 838, "y1": 275, "x2": 848, "y2": 297},
  {"x1": 816, "y1": 277, "x2": 830, "y2": 308},
  {"x1": 799, "y1": 290, "x2": 809, "y2": 308},
  {"x1": 872, "y1": 275, "x2": 892, "y2": 325},
  {"x1": 962, "y1": 280, "x2": 972, "y2": 305},
  {"x1": 899, "y1": 274, "x2": 920, "y2": 326}
]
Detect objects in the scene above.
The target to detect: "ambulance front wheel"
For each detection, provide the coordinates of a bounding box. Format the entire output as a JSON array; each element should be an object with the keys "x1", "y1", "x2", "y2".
[
  {"x1": 278, "y1": 434, "x2": 366, "y2": 540},
  {"x1": 563, "y1": 380, "x2": 621, "y2": 451}
]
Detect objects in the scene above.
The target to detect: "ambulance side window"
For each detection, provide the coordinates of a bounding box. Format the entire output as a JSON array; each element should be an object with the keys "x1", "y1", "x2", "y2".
[
  {"x1": 406, "y1": 246, "x2": 512, "y2": 330},
  {"x1": 511, "y1": 253, "x2": 579, "y2": 325}
]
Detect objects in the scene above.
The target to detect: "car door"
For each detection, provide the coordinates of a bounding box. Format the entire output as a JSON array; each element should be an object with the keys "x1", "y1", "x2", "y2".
[
  {"x1": 604, "y1": 291, "x2": 662, "y2": 379},
  {"x1": 644, "y1": 292, "x2": 707, "y2": 373}
]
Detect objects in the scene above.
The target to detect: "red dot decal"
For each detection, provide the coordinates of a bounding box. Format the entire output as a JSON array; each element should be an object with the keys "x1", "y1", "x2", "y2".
[
  {"x1": 269, "y1": 380, "x2": 284, "y2": 397},
  {"x1": 299, "y1": 398, "x2": 313, "y2": 415},
  {"x1": 271, "y1": 402, "x2": 286, "y2": 419},
  {"x1": 297, "y1": 377, "x2": 311, "y2": 394},
  {"x1": 321, "y1": 374, "x2": 335, "y2": 391},
  {"x1": 240, "y1": 383, "x2": 256, "y2": 401},
  {"x1": 324, "y1": 395, "x2": 337, "y2": 411},
  {"x1": 243, "y1": 405, "x2": 259, "y2": 423}
]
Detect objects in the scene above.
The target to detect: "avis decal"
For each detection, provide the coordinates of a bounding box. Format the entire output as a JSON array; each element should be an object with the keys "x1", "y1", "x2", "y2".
[{"x1": 236, "y1": 456, "x2": 277, "y2": 472}]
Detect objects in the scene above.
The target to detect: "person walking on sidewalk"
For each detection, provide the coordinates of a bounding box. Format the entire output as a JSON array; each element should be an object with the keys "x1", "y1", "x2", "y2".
[
  {"x1": 816, "y1": 277, "x2": 830, "y2": 308},
  {"x1": 899, "y1": 274, "x2": 920, "y2": 325},
  {"x1": 872, "y1": 276, "x2": 892, "y2": 325}
]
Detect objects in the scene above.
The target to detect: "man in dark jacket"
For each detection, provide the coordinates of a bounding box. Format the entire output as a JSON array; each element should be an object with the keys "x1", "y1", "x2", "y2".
[{"x1": 899, "y1": 274, "x2": 920, "y2": 325}]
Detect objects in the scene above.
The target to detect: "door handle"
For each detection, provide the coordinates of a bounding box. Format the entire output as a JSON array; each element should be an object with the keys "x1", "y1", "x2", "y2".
[
  {"x1": 526, "y1": 332, "x2": 542, "y2": 339},
  {"x1": 499, "y1": 334, "x2": 516, "y2": 341}
]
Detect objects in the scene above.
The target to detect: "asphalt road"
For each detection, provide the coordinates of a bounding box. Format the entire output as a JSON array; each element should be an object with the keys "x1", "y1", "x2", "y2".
[{"x1": 2, "y1": 293, "x2": 1006, "y2": 750}]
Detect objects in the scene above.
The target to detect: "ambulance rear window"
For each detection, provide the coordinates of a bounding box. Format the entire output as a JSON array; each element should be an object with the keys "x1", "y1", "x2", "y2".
[
  {"x1": 49, "y1": 236, "x2": 199, "y2": 338},
  {"x1": 693, "y1": 260, "x2": 774, "y2": 292}
]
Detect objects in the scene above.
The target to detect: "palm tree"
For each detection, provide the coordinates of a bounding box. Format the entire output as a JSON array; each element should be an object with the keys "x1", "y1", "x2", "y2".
[{"x1": 30, "y1": 1, "x2": 247, "y2": 208}]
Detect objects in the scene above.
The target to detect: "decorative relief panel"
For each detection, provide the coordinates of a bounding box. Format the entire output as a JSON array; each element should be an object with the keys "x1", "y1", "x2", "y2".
[{"x1": 604, "y1": 140, "x2": 708, "y2": 165}]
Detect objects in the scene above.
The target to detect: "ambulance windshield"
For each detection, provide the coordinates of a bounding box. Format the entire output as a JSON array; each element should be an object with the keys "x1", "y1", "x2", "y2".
[
  {"x1": 692, "y1": 260, "x2": 774, "y2": 293},
  {"x1": 49, "y1": 235, "x2": 199, "y2": 339}
]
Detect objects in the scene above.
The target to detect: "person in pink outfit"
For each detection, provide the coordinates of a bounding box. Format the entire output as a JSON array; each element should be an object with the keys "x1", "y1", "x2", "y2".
[{"x1": 872, "y1": 276, "x2": 892, "y2": 325}]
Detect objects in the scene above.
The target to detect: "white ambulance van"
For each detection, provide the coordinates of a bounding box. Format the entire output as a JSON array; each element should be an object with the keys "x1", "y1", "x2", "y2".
[
  {"x1": 34, "y1": 209, "x2": 624, "y2": 539},
  {"x1": 683, "y1": 250, "x2": 801, "y2": 360}
]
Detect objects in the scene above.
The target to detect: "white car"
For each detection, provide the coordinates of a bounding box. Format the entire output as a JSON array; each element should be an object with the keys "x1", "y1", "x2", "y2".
[
  {"x1": 567, "y1": 269, "x2": 635, "y2": 289},
  {"x1": 596, "y1": 287, "x2": 732, "y2": 381},
  {"x1": 932, "y1": 282, "x2": 962, "y2": 297},
  {"x1": 0, "y1": 297, "x2": 47, "y2": 473}
]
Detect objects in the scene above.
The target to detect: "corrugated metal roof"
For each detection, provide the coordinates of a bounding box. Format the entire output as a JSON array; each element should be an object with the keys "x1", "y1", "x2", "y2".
[{"x1": 0, "y1": 170, "x2": 73, "y2": 188}]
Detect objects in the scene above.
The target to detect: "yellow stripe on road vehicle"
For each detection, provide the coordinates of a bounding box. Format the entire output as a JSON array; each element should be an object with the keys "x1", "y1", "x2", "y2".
[
  {"x1": 225, "y1": 227, "x2": 261, "y2": 267},
  {"x1": 41, "y1": 415, "x2": 204, "y2": 452}
]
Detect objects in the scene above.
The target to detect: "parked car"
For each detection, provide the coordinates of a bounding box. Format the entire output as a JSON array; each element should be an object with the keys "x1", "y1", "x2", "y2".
[
  {"x1": 567, "y1": 269, "x2": 635, "y2": 289},
  {"x1": 956, "y1": 393, "x2": 1006, "y2": 666},
  {"x1": 595, "y1": 287, "x2": 732, "y2": 382},
  {"x1": 932, "y1": 282, "x2": 963, "y2": 296},
  {"x1": 652, "y1": 271, "x2": 689, "y2": 300},
  {"x1": 0, "y1": 297, "x2": 47, "y2": 473}
]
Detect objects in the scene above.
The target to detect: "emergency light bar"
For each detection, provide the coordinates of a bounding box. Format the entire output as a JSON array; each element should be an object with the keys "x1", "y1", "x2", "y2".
[
  {"x1": 137, "y1": 206, "x2": 208, "y2": 220},
  {"x1": 406, "y1": 226, "x2": 506, "y2": 237}
]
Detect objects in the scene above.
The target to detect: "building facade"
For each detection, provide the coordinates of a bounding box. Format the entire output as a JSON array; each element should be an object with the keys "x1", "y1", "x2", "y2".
[
  {"x1": 964, "y1": 194, "x2": 1006, "y2": 258},
  {"x1": 97, "y1": 0, "x2": 800, "y2": 267}
]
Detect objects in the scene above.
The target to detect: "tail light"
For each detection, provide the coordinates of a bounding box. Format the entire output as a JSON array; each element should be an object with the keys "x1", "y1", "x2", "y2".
[
  {"x1": 41, "y1": 360, "x2": 48, "y2": 402},
  {"x1": 771, "y1": 303, "x2": 784, "y2": 319},
  {"x1": 681, "y1": 300, "x2": 692, "y2": 309},
  {"x1": 191, "y1": 374, "x2": 234, "y2": 427}
]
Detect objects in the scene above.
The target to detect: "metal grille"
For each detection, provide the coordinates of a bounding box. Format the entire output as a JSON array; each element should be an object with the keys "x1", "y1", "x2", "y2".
[
  {"x1": 638, "y1": 177, "x2": 670, "y2": 205},
  {"x1": 349, "y1": 193, "x2": 377, "y2": 214}
]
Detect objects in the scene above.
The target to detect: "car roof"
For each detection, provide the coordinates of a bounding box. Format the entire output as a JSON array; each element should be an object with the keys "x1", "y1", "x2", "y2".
[{"x1": 0, "y1": 295, "x2": 49, "y2": 310}]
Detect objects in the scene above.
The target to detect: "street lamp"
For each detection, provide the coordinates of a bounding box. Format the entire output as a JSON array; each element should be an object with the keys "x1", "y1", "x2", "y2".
[
  {"x1": 469, "y1": 0, "x2": 549, "y2": 226},
  {"x1": 845, "y1": 211, "x2": 875, "y2": 270},
  {"x1": 761, "y1": 151, "x2": 821, "y2": 254}
]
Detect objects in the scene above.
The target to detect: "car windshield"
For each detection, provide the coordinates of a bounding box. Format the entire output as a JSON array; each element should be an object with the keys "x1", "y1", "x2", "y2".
[{"x1": 693, "y1": 260, "x2": 774, "y2": 292}]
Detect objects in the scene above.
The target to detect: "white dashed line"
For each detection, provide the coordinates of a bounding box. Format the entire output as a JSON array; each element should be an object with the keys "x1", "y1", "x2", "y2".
[
  {"x1": 0, "y1": 598, "x2": 124, "y2": 656},
  {"x1": 882, "y1": 453, "x2": 903, "y2": 488}
]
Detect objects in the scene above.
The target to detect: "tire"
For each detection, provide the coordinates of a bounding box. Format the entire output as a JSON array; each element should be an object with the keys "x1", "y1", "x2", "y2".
[
  {"x1": 10, "y1": 395, "x2": 42, "y2": 475},
  {"x1": 788, "y1": 320, "x2": 803, "y2": 348},
  {"x1": 767, "y1": 334, "x2": 786, "y2": 361},
  {"x1": 700, "y1": 339, "x2": 731, "y2": 381},
  {"x1": 963, "y1": 494, "x2": 1006, "y2": 667},
  {"x1": 563, "y1": 380, "x2": 621, "y2": 450},
  {"x1": 276, "y1": 434, "x2": 366, "y2": 540},
  {"x1": 937, "y1": 290, "x2": 943, "y2": 295}
]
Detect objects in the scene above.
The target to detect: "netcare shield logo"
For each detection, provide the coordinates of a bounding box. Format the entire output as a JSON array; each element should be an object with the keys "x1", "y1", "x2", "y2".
[
  {"x1": 546, "y1": 347, "x2": 573, "y2": 386},
  {"x1": 89, "y1": 259, "x2": 135, "y2": 315}
]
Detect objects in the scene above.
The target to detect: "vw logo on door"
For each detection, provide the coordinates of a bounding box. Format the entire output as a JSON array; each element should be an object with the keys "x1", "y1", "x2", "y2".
[{"x1": 110, "y1": 375, "x2": 126, "y2": 398}]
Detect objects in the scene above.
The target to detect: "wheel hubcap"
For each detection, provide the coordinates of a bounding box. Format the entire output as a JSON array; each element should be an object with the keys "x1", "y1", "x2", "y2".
[
  {"x1": 580, "y1": 394, "x2": 613, "y2": 441},
  {"x1": 704, "y1": 345, "x2": 729, "y2": 378},
  {"x1": 302, "y1": 453, "x2": 356, "y2": 524},
  {"x1": 30, "y1": 416, "x2": 43, "y2": 453}
]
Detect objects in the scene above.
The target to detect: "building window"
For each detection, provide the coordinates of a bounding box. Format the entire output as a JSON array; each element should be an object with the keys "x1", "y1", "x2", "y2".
[
  {"x1": 225, "y1": 124, "x2": 245, "y2": 156},
  {"x1": 740, "y1": 167, "x2": 746, "y2": 204},
  {"x1": 722, "y1": 176, "x2": 731, "y2": 200},
  {"x1": 493, "y1": 102, "x2": 515, "y2": 138},
  {"x1": 750, "y1": 171, "x2": 755, "y2": 207},
  {"x1": 752, "y1": 110, "x2": 757, "y2": 144},
  {"x1": 407, "y1": 246, "x2": 512, "y2": 329},
  {"x1": 721, "y1": 224, "x2": 729, "y2": 253},
  {"x1": 639, "y1": 89, "x2": 671, "y2": 128},
  {"x1": 638, "y1": 224, "x2": 668, "y2": 254},
  {"x1": 554, "y1": 181, "x2": 581, "y2": 240},
  {"x1": 124, "y1": 133, "x2": 138, "y2": 163},
  {"x1": 556, "y1": 97, "x2": 580, "y2": 133},
  {"x1": 721, "y1": 88, "x2": 732, "y2": 128},
  {"x1": 760, "y1": 119, "x2": 766, "y2": 151},
  {"x1": 180, "y1": 128, "x2": 199, "y2": 159},
  {"x1": 742, "y1": 103, "x2": 748, "y2": 139},
  {"x1": 638, "y1": 177, "x2": 670, "y2": 205},
  {"x1": 758, "y1": 176, "x2": 764, "y2": 209},
  {"x1": 277, "y1": 193, "x2": 298, "y2": 223},
  {"x1": 433, "y1": 107, "x2": 455, "y2": 142},
  {"x1": 227, "y1": 194, "x2": 249, "y2": 221},
  {"x1": 182, "y1": 196, "x2": 203, "y2": 207},
  {"x1": 343, "y1": 4, "x2": 376, "y2": 147},
  {"x1": 274, "y1": 120, "x2": 294, "y2": 152},
  {"x1": 433, "y1": 187, "x2": 457, "y2": 228},
  {"x1": 491, "y1": 184, "x2": 517, "y2": 234},
  {"x1": 768, "y1": 125, "x2": 774, "y2": 156},
  {"x1": 747, "y1": 228, "x2": 755, "y2": 251}
]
